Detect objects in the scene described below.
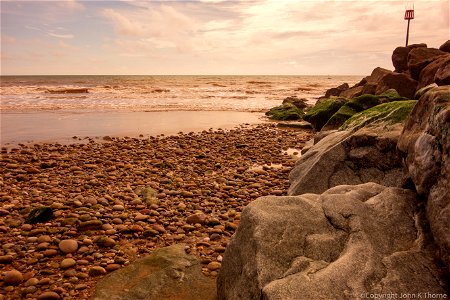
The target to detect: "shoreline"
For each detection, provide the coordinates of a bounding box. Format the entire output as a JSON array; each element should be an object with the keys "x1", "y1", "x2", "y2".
[
  {"x1": 0, "y1": 123, "x2": 313, "y2": 299},
  {"x1": 1, "y1": 110, "x2": 268, "y2": 147}
]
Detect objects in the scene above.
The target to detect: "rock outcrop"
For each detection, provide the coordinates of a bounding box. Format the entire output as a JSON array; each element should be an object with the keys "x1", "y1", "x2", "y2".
[
  {"x1": 398, "y1": 86, "x2": 450, "y2": 270},
  {"x1": 407, "y1": 47, "x2": 448, "y2": 80},
  {"x1": 287, "y1": 125, "x2": 405, "y2": 196},
  {"x1": 92, "y1": 244, "x2": 216, "y2": 300},
  {"x1": 224, "y1": 43, "x2": 450, "y2": 300},
  {"x1": 217, "y1": 183, "x2": 448, "y2": 299},
  {"x1": 440, "y1": 40, "x2": 450, "y2": 53},
  {"x1": 324, "y1": 82, "x2": 349, "y2": 98},
  {"x1": 392, "y1": 43, "x2": 427, "y2": 72},
  {"x1": 417, "y1": 55, "x2": 450, "y2": 89},
  {"x1": 322, "y1": 91, "x2": 408, "y2": 130},
  {"x1": 303, "y1": 98, "x2": 346, "y2": 131},
  {"x1": 288, "y1": 99, "x2": 417, "y2": 196},
  {"x1": 374, "y1": 72, "x2": 417, "y2": 99}
]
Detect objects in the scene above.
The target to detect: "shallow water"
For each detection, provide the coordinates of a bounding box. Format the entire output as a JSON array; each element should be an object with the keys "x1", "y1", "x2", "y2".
[
  {"x1": 1, "y1": 75, "x2": 360, "y2": 112},
  {"x1": 0, "y1": 110, "x2": 265, "y2": 145},
  {"x1": 0, "y1": 75, "x2": 360, "y2": 144}
]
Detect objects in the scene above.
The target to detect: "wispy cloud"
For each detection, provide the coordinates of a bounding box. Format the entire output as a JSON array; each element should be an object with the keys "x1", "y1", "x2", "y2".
[
  {"x1": 1, "y1": 0, "x2": 448, "y2": 75},
  {"x1": 48, "y1": 33, "x2": 75, "y2": 39}
]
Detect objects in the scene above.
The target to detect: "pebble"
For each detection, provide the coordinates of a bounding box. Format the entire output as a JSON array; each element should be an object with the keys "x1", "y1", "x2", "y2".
[
  {"x1": 59, "y1": 239, "x2": 78, "y2": 254},
  {"x1": 37, "y1": 291, "x2": 61, "y2": 300},
  {"x1": 0, "y1": 255, "x2": 14, "y2": 264},
  {"x1": 112, "y1": 204, "x2": 125, "y2": 211},
  {"x1": 95, "y1": 236, "x2": 116, "y2": 248},
  {"x1": 105, "y1": 264, "x2": 121, "y2": 272},
  {"x1": 60, "y1": 258, "x2": 77, "y2": 269},
  {"x1": 207, "y1": 261, "x2": 221, "y2": 271},
  {"x1": 43, "y1": 249, "x2": 58, "y2": 257},
  {"x1": 89, "y1": 266, "x2": 107, "y2": 276},
  {"x1": 4, "y1": 269, "x2": 23, "y2": 286},
  {"x1": 186, "y1": 213, "x2": 207, "y2": 225},
  {"x1": 0, "y1": 124, "x2": 312, "y2": 299}
]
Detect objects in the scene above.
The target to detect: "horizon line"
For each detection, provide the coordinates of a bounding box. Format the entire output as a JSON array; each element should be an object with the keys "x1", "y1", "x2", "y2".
[{"x1": 0, "y1": 74, "x2": 365, "y2": 77}]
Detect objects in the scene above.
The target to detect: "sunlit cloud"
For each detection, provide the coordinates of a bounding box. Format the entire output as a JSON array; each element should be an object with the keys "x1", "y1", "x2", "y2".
[
  {"x1": 1, "y1": 0, "x2": 448, "y2": 75},
  {"x1": 48, "y1": 33, "x2": 75, "y2": 39}
]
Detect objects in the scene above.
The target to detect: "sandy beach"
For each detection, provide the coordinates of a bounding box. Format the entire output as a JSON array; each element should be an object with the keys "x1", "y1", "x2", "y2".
[
  {"x1": 0, "y1": 110, "x2": 266, "y2": 146},
  {"x1": 0, "y1": 123, "x2": 313, "y2": 299}
]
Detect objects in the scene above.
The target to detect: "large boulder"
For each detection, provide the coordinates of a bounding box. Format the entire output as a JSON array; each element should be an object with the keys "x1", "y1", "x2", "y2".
[
  {"x1": 435, "y1": 57, "x2": 450, "y2": 86},
  {"x1": 439, "y1": 40, "x2": 450, "y2": 53},
  {"x1": 366, "y1": 67, "x2": 392, "y2": 84},
  {"x1": 341, "y1": 100, "x2": 417, "y2": 131},
  {"x1": 322, "y1": 91, "x2": 408, "y2": 130},
  {"x1": 392, "y1": 43, "x2": 427, "y2": 72},
  {"x1": 288, "y1": 127, "x2": 403, "y2": 196},
  {"x1": 92, "y1": 244, "x2": 216, "y2": 300},
  {"x1": 265, "y1": 103, "x2": 305, "y2": 120},
  {"x1": 417, "y1": 54, "x2": 450, "y2": 89},
  {"x1": 289, "y1": 100, "x2": 416, "y2": 196},
  {"x1": 303, "y1": 98, "x2": 346, "y2": 131},
  {"x1": 217, "y1": 183, "x2": 448, "y2": 299},
  {"x1": 374, "y1": 72, "x2": 417, "y2": 99},
  {"x1": 281, "y1": 96, "x2": 308, "y2": 109},
  {"x1": 398, "y1": 86, "x2": 450, "y2": 270},
  {"x1": 407, "y1": 47, "x2": 448, "y2": 80},
  {"x1": 339, "y1": 86, "x2": 363, "y2": 99},
  {"x1": 324, "y1": 83, "x2": 349, "y2": 98}
]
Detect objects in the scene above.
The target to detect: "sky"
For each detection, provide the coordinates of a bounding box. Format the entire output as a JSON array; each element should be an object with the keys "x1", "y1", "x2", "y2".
[{"x1": 1, "y1": 0, "x2": 449, "y2": 75}]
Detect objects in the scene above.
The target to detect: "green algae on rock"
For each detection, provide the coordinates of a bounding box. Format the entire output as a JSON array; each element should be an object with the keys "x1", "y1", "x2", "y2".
[
  {"x1": 340, "y1": 100, "x2": 417, "y2": 131},
  {"x1": 322, "y1": 90, "x2": 409, "y2": 130},
  {"x1": 303, "y1": 97, "x2": 346, "y2": 131},
  {"x1": 265, "y1": 103, "x2": 305, "y2": 120}
]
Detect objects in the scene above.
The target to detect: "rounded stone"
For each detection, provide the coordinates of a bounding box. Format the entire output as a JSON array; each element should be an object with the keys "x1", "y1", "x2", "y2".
[
  {"x1": 24, "y1": 277, "x2": 40, "y2": 286},
  {"x1": 58, "y1": 239, "x2": 78, "y2": 254},
  {"x1": 37, "y1": 291, "x2": 61, "y2": 300},
  {"x1": 95, "y1": 236, "x2": 116, "y2": 248},
  {"x1": 112, "y1": 205, "x2": 125, "y2": 211},
  {"x1": 206, "y1": 261, "x2": 221, "y2": 271},
  {"x1": 89, "y1": 266, "x2": 107, "y2": 276},
  {"x1": 60, "y1": 258, "x2": 77, "y2": 269},
  {"x1": 4, "y1": 269, "x2": 23, "y2": 286},
  {"x1": 0, "y1": 255, "x2": 14, "y2": 264}
]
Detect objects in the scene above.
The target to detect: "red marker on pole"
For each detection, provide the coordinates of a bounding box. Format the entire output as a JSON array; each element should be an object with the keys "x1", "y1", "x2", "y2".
[{"x1": 404, "y1": 3, "x2": 414, "y2": 46}]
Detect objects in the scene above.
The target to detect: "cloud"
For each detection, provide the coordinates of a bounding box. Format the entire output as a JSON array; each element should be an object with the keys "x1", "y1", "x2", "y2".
[
  {"x1": 57, "y1": 0, "x2": 85, "y2": 11},
  {"x1": 48, "y1": 33, "x2": 75, "y2": 39},
  {"x1": 102, "y1": 8, "x2": 145, "y2": 36}
]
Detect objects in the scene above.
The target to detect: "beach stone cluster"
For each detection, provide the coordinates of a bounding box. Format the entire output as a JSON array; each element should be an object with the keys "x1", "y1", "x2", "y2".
[{"x1": 0, "y1": 123, "x2": 312, "y2": 299}]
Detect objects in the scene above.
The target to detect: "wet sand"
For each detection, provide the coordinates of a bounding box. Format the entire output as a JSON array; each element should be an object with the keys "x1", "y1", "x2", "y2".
[
  {"x1": 1, "y1": 110, "x2": 265, "y2": 146},
  {"x1": 0, "y1": 123, "x2": 313, "y2": 299}
]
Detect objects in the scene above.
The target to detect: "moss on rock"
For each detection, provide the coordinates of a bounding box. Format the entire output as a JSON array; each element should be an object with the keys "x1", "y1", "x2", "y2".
[
  {"x1": 341, "y1": 100, "x2": 417, "y2": 131},
  {"x1": 303, "y1": 98, "x2": 346, "y2": 131},
  {"x1": 323, "y1": 90, "x2": 409, "y2": 130},
  {"x1": 265, "y1": 103, "x2": 305, "y2": 120}
]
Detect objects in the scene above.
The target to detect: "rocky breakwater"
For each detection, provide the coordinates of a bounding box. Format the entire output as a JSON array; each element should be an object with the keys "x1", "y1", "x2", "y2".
[
  {"x1": 0, "y1": 124, "x2": 313, "y2": 299},
  {"x1": 218, "y1": 57, "x2": 450, "y2": 298},
  {"x1": 398, "y1": 86, "x2": 450, "y2": 270}
]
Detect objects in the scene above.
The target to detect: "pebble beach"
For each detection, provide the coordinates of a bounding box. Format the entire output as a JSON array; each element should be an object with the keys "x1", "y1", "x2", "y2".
[{"x1": 0, "y1": 123, "x2": 313, "y2": 299}]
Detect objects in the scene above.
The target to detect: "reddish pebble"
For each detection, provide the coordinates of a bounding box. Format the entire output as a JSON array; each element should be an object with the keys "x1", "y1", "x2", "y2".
[
  {"x1": 4, "y1": 270, "x2": 23, "y2": 286},
  {"x1": 58, "y1": 239, "x2": 78, "y2": 254},
  {"x1": 37, "y1": 291, "x2": 60, "y2": 300},
  {"x1": 21, "y1": 224, "x2": 33, "y2": 231}
]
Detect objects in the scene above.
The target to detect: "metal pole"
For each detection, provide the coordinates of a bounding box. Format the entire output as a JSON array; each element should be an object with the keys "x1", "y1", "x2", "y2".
[{"x1": 405, "y1": 18, "x2": 410, "y2": 47}]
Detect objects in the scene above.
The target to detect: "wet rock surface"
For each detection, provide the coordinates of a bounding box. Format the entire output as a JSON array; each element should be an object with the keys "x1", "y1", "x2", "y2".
[{"x1": 0, "y1": 124, "x2": 312, "y2": 299}]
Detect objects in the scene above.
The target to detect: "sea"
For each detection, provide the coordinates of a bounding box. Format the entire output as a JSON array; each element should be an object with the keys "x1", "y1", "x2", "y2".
[{"x1": 0, "y1": 75, "x2": 360, "y2": 144}]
